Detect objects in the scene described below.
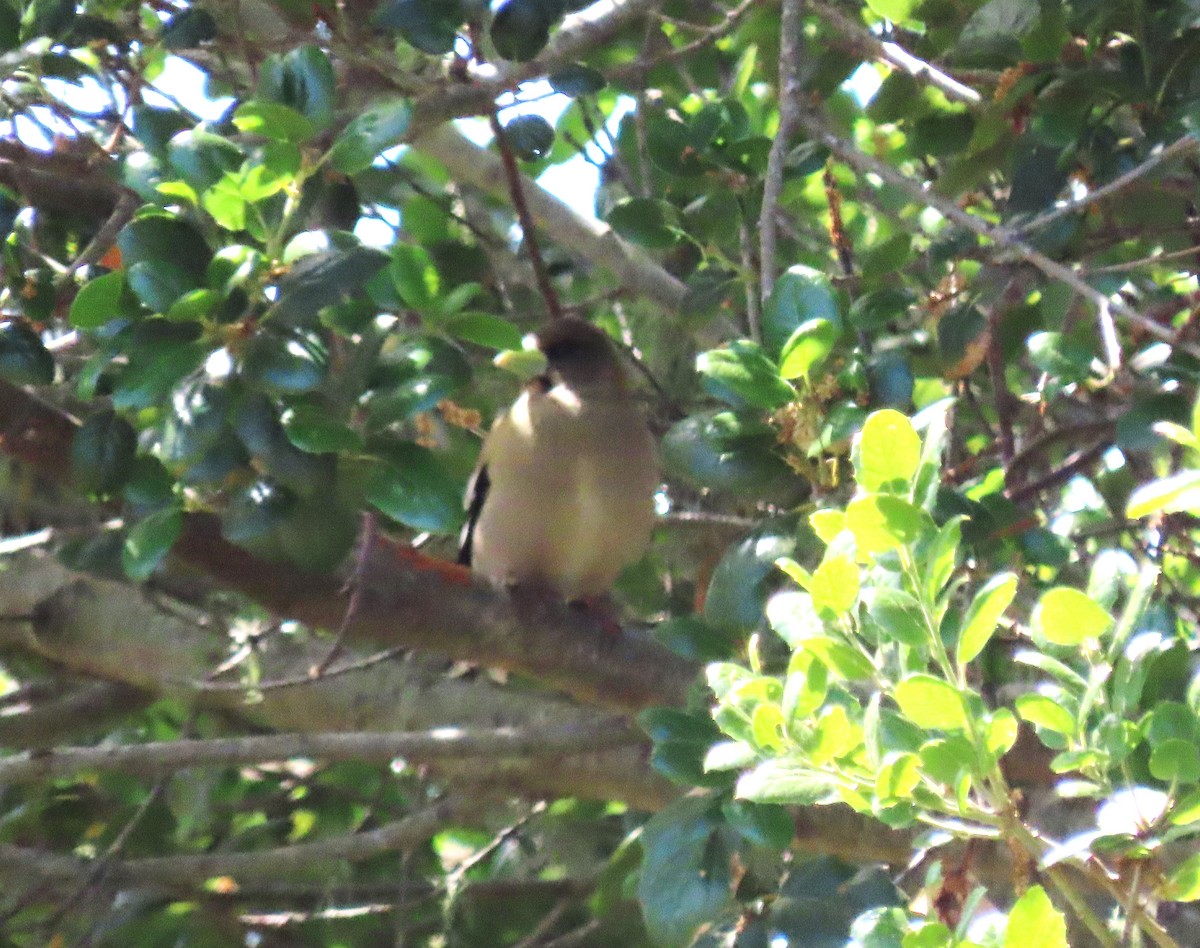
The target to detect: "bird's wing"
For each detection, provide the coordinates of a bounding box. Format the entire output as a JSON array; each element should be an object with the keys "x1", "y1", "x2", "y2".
[{"x1": 457, "y1": 460, "x2": 490, "y2": 567}]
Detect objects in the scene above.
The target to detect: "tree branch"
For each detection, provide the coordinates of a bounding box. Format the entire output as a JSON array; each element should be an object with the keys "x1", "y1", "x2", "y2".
[
  {"x1": 411, "y1": 124, "x2": 687, "y2": 313},
  {"x1": 0, "y1": 723, "x2": 642, "y2": 785},
  {"x1": 759, "y1": 0, "x2": 805, "y2": 304},
  {"x1": 796, "y1": 109, "x2": 1200, "y2": 359}
]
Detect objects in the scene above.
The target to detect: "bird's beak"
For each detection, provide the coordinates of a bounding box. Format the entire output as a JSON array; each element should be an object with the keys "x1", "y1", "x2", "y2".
[{"x1": 494, "y1": 334, "x2": 549, "y2": 380}]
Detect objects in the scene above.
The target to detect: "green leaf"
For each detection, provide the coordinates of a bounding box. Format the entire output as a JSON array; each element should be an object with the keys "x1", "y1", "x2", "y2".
[
  {"x1": 328, "y1": 98, "x2": 411, "y2": 174},
  {"x1": 810, "y1": 553, "x2": 859, "y2": 615},
  {"x1": 893, "y1": 675, "x2": 969, "y2": 732},
  {"x1": 867, "y1": 587, "x2": 928, "y2": 648},
  {"x1": 502, "y1": 114, "x2": 555, "y2": 161},
  {"x1": 607, "y1": 198, "x2": 680, "y2": 249},
  {"x1": 985, "y1": 708, "x2": 1019, "y2": 760},
  {"x1": 809, "y1": 509, "x2": 845, "y2": 545},
  {"x1": 127, "y1": 259, "x2": 196, "y2": 313},
  {"x1": 0, "y1": 320, "x2": 54, "y2": 385},
  {"x1": 72, "y1": 410, "x2": 137, "y2": 494},
  {"x1": 118, "y1": 215, "x2": 212, "y2": 283},
  {"x1": 122, "y1": 507, "x2": 183, "y2": 581},
  {"x1": 281, "y1": 407, "x2": 363, "y2": 453},
  {"x1": 275, "y1": 245, "x2": 391, "y2": 324},
  {"x1": 736, "y1": 759, "x2": 838, "y2": 805},
  {"x1": 876, "y1": 752, "x2": 920, "y2": 802},
  {"x1": 696, "y1": 341, "x2": 794, "y2": 410},
  {"x1": 373, "y1": 0, "x2": 462, "y2": 54},
  {"x1": 646, "y1": 115, "x2": 708, "y2": 177},
  {"x1": 782, "y1": 650, "x2": 828, "y2": 721},
  {"x1": 637, "y1": 796, "x2": 733, "y2": 948},
  {"x1": 866, "y1": 0, "x2": 918, "y2": 22},
  {"x1": 1014, "y1": 694, "x2": 1076, "y2": 736},
  {"x1": 721, "y1": 800, "x2": 793, "y2": 850},
  {"x1": 778, "y1": 318, "x2": 838, "y2": 380},
  {"x1": 856, "y1": 409, "x2": 921, "y2": 492},
  {"x1": 232, "y1": 100, "x2": 315, "y2": 143},
  {"x1": 1032, "y1": 587, "x2": 1113, "y2": 646},
  {"x1": 923, "y1": 516, "x2": 962, "y2": 601},
  {"x1": 1149, "y1": 739, "x2": 1200, "y2": 784},
  {"x1": 1127, "y1": 470, "x2": 1200, "y2": 519},
  {"x1": 797, "y1": 637, "x2": 876, "y2": 680},
  {"x1": 443, "y1": 312, "x2": 522, "y2": 350},
  {"x1": 491, "y1": 0, "x2": 555, "y2": 62},
  {"x1": 762, "y1": 265, "x2": 840, "y2": 358},
  {"x1": 69, "y1": 271, "x2": 127, "y2": 329},
  {"x1": 389, "y1": 244, "x2": 440, "y2": 314},
  {"x1": 957, "y1": 572, "x2": 1018, "y2": 666},
  {"x1": 258, "y1": 45, "x2": 335, "y2": 131},
  {"x1": 1163, "y1": 851, "x2": 1200, "y2": 902},
  {"x1": 365, "y1": 449, "x2": 463, "y2": 533},
  {"x1": 845, "y1": 494, "x2": 928, "y2": 554},
  {"x1": 1004, "y1": 885, "x2": 1067, "y2": 948},
  {"x1": 241, "y1": 333, "x2": 327, "y2": 393},
  {"x1": 548, "y1": 64, "x2": 605, "y2": 97},
  {"x1": 661, "y1": 411, "x2": 799, "y2": 501}
]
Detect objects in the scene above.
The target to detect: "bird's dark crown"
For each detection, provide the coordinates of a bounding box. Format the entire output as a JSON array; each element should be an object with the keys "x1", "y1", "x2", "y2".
[{"x1": 534, "y1": 318, "x2": 622, "y2": 387}]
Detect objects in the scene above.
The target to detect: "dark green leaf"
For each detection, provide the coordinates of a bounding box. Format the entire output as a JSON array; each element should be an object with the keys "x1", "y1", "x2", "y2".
[
  {"x1": 0, "y1": 320, "x2": 54, "y2": 384},
  {"x1": 697, "y1": 341, "x2": 795, "y2": 410},
  {"x1": 365, "y1": 448, "x2": 463, "y2": 533},
  {"x1": 258, "y1": 45, "x2": 335, "y2": 131},
  {"x1": 637, "y1": 796, "x2": 733, "y2": 948},
  {"x1": 72, "y1": 410, "x2": 137, "y2": 494},
  {"x1": 502, "y1": 114, "x2": 555, "y2": 161},
  {"x1": 274, "y1": 245, "x2": 390, "y2": 324},
  {"x1": 548, "y1": 64, "x2": 605, "y2": 97},
  {"x1": 762, "y1": 265, "x2": 840, "y2": 359},
  {"x1": 328, "y1": 98, "x2": 412, "y2": 174},
  {"x1": 373, "y1": 0, "x2": 462, "y2": 54},
  {"x1": 161, "y1": 6, "x2": 216, "y2": 48},
  {"x1": 122, "y1": 507, "x2": 183, "y2": 581},
  {"x1": 606, "y1": 197, "x2": 679, "y2": 249},
  {"x1": 491, "y1": 0, "x2": 555, "y2": 62}
]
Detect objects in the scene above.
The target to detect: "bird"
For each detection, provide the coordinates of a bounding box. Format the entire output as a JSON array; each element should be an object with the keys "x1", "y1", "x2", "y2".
[{"x1": 458, "y1": 317, "x2": 658, "y2": 602}]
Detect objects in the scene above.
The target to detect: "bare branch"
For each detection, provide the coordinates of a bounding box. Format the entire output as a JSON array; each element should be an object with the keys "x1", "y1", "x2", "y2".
[
  {"x1": 809, "y1": 2, "x2": 982, "y2": 107},
  {"x1": 796, "y1": 110, "x2": 1200, "y2": 359},
  {"x1": 1018, "y1": 134, "x2": 1200, "y2": 235},
  {"x1": 412, "y1": 124, "x2": 687, "y2": 312},
  {"x1": 759, "y1": 0, "x2": 805, "y2": 304},
  {"x1": 0, "y1": 722, "x2": 640, "y2": 785}
]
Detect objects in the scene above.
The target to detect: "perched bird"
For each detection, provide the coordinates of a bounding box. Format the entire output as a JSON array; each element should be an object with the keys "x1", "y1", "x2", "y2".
[{"x1": 458, "y1": 317, "x2": 658, "y2": 601}]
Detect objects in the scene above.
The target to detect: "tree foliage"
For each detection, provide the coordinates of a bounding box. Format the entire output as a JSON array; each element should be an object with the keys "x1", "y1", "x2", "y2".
[{"x1": 1, "y1": 0, "x2": 1200, "y2": 944}]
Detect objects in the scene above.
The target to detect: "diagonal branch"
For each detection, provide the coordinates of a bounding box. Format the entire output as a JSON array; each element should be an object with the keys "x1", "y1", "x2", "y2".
[
  {"x1": 412, "y1": 123, "x2": 687, "y2": 312},
  {"x1": 795, "y1": 109, "x2": 1200, "y2": 359}
]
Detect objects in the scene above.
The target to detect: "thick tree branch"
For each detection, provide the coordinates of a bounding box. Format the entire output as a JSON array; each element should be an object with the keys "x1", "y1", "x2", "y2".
[
  {"x1": 0, "y1": 723, "x2": 642, "y2": 785},
  {"x1": 0, "y1": 798, "x2": 463, "y2": 888},
  {"x1": 0, "y1": 379, "x2": 697, "y2": 716}
]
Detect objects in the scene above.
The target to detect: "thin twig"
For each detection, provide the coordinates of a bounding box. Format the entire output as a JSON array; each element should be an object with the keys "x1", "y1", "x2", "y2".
[
  {"x1": 809, "y1": 1, "x2": 982, "y2": 107},
  {"x1": 796, "y1": 110, "x2": 1200, "y2": 359},
  {"x1": 488, "y1": 110, "x2": 564, "y2": 321},
  {"x1": 759, "y1": 0, "x2": 805, "y2": 303},
  {"x1": 739, "y1": 210, "x2": 761, "y2": 341},
  {"x1": 312, "y1": 511, "x2": 379, "y2": 675},
  {"x1": 1018, "y1": 135, "x2": 1200, "y2": 235},
  {"x1": 0, "y1": 723, "x2": 643, "y2": 785},
  {"x1": 1004, "y1": 440, "x2": 1112, "y2": 504}
]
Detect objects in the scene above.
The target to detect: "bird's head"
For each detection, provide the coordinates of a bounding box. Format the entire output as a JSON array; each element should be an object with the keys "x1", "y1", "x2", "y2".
[
  {"x1": 495, "y1": 318, "x2": 626, "y2": 391},
  {"x1": 534, "y1": 318, "x2": 624, "y2": 389}
]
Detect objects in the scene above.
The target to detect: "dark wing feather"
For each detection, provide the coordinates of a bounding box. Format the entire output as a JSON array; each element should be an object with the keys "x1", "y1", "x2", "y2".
[{"x1": 457, "y1": 462, "x2": 490, "y2": 567}]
